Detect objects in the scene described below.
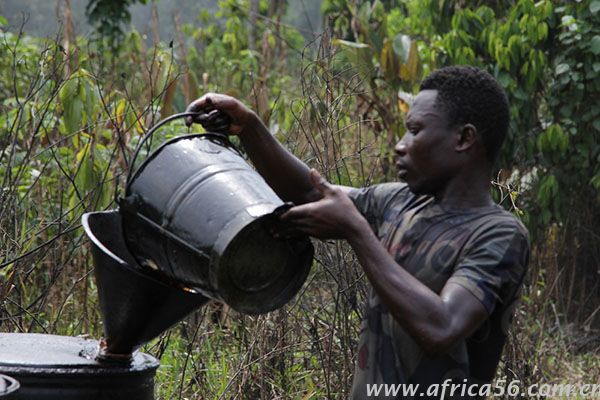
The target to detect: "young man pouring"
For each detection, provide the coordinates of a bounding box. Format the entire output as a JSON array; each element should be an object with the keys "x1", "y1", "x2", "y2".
[{"x1": 186, "y1": 66, "x2": 529, "y2": 399}]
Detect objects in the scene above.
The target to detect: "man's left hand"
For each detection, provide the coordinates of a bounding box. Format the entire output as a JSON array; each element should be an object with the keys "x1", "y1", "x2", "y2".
[{"x1": 278, "y1": 169, "x2": 365, "y2": 239}]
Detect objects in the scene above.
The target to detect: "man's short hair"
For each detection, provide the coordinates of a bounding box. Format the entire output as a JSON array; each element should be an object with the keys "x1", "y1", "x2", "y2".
[{"x1": 420, "y1": 66, "x2": 509, "y2": 163}]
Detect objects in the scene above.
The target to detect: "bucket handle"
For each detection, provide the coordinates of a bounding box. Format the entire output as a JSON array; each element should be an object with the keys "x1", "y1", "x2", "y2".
[{"x1": 127, "y1": 111, "x2": 238, "y2": 186}]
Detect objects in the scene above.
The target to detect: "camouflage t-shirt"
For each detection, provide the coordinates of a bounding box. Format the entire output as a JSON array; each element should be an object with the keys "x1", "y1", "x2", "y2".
[{"x1": 347, "y1": 183, "x2": 529, "y2": 400}]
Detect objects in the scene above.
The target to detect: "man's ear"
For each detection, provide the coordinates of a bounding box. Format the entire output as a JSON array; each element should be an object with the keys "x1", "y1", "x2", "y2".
[{"x1": 455, "y1": 123, "x2": 478, "y2": 152}]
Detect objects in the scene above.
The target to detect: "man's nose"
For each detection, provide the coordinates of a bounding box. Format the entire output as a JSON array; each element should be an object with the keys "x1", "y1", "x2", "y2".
[{"x1": 395, "y1": 136, "x2": 407, "y2": 156}]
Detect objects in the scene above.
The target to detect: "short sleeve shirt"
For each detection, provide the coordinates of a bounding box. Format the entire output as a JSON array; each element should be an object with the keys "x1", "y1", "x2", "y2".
[{"x1": 347, "y1": 183, "x2": 529, "y2": 399}]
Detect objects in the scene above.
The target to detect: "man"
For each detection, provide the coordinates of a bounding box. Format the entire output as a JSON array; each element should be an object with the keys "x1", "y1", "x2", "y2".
[{"x1": 185, "y1": 66, "x2": 529, "y2": 399}]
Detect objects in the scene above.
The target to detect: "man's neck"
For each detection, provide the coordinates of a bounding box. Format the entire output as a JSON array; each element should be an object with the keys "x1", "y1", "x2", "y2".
[{"x1": 434, "y1": 170, "x2": 494, "y2": 209}]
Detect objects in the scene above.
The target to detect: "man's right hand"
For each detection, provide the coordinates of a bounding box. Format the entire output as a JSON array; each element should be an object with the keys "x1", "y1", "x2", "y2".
[
  {"x1": 185, "y1": 92, "x2": 320, "y2": 205},
  {"x1": 184, "y1": 93, "x2": 261, "y2": 136}
]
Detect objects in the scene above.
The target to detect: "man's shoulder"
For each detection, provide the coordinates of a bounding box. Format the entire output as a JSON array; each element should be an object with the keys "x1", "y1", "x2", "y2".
[
  {"x1": 478, "y1": 206, "x2": 530, "y2": 242},
  {"x1": 350, "y1": 182, "x2": 416, "y2": 206},
  {"x1": 354, "y1": 181, "x2": 411, "y2": 195}
]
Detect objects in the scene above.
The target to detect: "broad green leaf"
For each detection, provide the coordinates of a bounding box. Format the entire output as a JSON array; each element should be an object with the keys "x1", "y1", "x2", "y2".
[
  {"x1": 83, "y1": 81, "x2": 98, "y2": 125},
  {"x1": 497, "y1": 71, "x2": 511, "y2": 88},
  {"x1": 115, "y1": 99, "x2": 127, "y2": 126},
  {"x1": 508, "y1": 36, "x2": 521, "y2": 63},
  {"x1": 537, "y1": 23, "x2": 548, "y2": 42},
  {"x1": 590, "y1": 35, "x2": 600, "y2": 55},
  {"x1": 333, "y1": 39, "x2": 370, "y2": 49},
  {"x1": 590, "y1": 0, "x2": 600, "y2": 14},
  {"x1": 591, "y1": 172, "x2": 600, "y2": 190},
  {"x1": 552, "y1": 124, "x2": 569, "y2": 152},
  {"x1": 555, "y1": 63, "x2": 570, "y2": 75},
  {"x1": 74, "y1": 144, "x2": 95, "y2": 194},
  {"x1": 392, "y1": 34, "x2": 411, "y2": 64},
  {"x1": 537, "y1": 173, "x2": 558, "y2": 208},
  {"x1": 380, "y1": 39, "x2": 399, "y2": 81},
  {"x1": 401, "y1": 41, "x2": 420, "y2": 82},
  {"x1": 125, "y1": 105, "x2": 145, "y2": 134},
  {"x1": 63, "y1": 98, "x2": 84, "y2": 135},
  {"x1": 59, "y1": 78, "x2": 78, "y2": 112}
]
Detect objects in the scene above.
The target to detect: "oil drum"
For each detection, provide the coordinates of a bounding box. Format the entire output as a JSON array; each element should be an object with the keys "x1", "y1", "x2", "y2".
[
  {"x1": 0, "y1": 333, "x2": 158, "y2": 400},
  {"x1": 120, "y1": 115, "x2": 313, "y2": 315}
]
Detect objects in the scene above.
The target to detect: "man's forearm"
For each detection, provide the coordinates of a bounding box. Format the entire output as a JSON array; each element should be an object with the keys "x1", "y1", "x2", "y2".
[{"x1": 346, "y1": 219, "x2": 471, "y2": 355}]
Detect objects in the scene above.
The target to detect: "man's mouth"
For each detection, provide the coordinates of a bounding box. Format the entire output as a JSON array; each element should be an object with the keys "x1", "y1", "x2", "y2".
[{"x1": 396, "y1": 163, "x2": 408, "y2": 179}]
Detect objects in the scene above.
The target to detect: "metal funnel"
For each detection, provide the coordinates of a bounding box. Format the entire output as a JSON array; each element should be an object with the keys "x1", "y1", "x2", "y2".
[{"x1": 82, "y1": 211, "x2": 209, "y2": 357}]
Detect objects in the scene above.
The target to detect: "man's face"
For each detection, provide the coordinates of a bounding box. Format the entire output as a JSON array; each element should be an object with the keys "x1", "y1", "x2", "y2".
[{"x1": 394, "y1": 90, "x2": 459, "y2": 196}]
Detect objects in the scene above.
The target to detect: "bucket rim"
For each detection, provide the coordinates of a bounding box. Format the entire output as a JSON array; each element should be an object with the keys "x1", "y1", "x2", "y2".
[
  {"x1": 82, "y1": 210, "x2": 207, "y2": 295},
  {"x1": 209, "y1": 206, "x2": 314, "y2": 314},
  {"x1": 81, "y1": 211, "x2": 128, "y2": 267}
]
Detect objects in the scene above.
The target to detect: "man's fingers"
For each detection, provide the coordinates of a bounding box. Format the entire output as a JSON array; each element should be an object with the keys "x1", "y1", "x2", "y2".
[
  {"x1": 185, "y1": 107, "x2": 232, "y2": 132},
  {"x1": 280, "y1": 204, "x2": 312, "y2": 221},
  {"x1": 185, "y1": 95, "x2": 217, "y2": 126},
  {"x1": 269, "y1": 217, "x2": 318, "y2": 239}
]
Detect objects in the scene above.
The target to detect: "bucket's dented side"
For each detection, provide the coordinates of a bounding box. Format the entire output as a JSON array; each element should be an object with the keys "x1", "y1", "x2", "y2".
[{"x1": 121, "y1": 134, "x2": 313, "y2": 314}]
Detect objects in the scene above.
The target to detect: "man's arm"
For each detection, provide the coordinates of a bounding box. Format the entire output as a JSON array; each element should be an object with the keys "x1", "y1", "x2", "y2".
[
  {"x1": 185, "y1": 93, "x2": 326, "y2": 205},
  {"x1": 347, "y1": 219, "x2": 488, "y2": 355},
  {"x1": 281, "y1": 170, "x2": 488, "y2": 356}
]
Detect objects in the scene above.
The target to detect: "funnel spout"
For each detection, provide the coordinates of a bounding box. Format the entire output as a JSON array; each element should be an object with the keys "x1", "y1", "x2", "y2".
[{"x1": 82, "y1": 211, "x2": 209, "y2": 356}]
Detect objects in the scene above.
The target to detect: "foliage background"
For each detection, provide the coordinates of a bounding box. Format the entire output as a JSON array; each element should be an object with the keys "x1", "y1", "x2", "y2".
[{"x1": 0, "y1": 0, "x2": 598, "y2": 398}]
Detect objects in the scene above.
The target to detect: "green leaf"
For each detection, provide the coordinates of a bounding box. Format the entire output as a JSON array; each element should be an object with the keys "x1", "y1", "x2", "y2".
[
  {"x1": 513, "y1": 88, "x2": 528, "y2": 101},
  {"x1": 400, "y1": 41, "x2": 420, "y2": 82},
  {"x1": 60, "y1": 79, "x2": 78, "y2": 109},
  {"x1": 555, "y1": 63, "x2": 570, "y2": 75},
  {"x1": 497, "y1": 71, "x2": 511, "y2": 88},
  {"x1": 507, "y1": 36, "x2": 520, "y2": 63},
  {"x1": 537, "y1": 22, "x2": 548, "y2": 42},
  {"x1": 380, "y1": 39, "x2": 399, "y2": 81},
  {"x1": 62, "y1": 98, "x2": 84, "y2": 135},
  {"x1": 392, "y1": 34, "x2": 412, "y2": 64},
  {"x1": 333, "y1": 39, "x2": 370, "y2": 49},
  {"x1": 590, "y1": 36, "x2": 600, "y2": 55},
  {"x1": 590, "y1": 1, "x2": 600, "y2": 14},
  {"x1": 590, "y1": 172, "x2": 600, "y2": 191}
]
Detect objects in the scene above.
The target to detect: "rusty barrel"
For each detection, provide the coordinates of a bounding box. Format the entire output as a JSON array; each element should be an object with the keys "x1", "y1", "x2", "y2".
[
  {"x1": 0, "y1": 333, "x2": 158, "y2": 400},
  {"x1": 120, "y1": 130, "x2": 313, "y2": 314}
]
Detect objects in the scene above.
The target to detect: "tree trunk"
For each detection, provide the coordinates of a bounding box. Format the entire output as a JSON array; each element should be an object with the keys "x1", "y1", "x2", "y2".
[
  {"x1": 248, "y1": 0, "x2": 259, "y2": 51},
  {"x1": 60, "y1": 0, "x2": 77, "y2": 76}
]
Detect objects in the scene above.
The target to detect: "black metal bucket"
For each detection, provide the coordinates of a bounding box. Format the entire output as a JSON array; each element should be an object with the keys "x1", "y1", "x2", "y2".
[
  {"x1": 119, "y1": 114, "x2": 313, "y2": 314},
  {"x1": 82, "y1": 210, "x2": 209, "y2": 356},
  {"x1": 0, "y1": 333, "x2": 158, "y2": 400},
  {"x1": 0, "y1": 374, "x2": 19, "y2": 398}
]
